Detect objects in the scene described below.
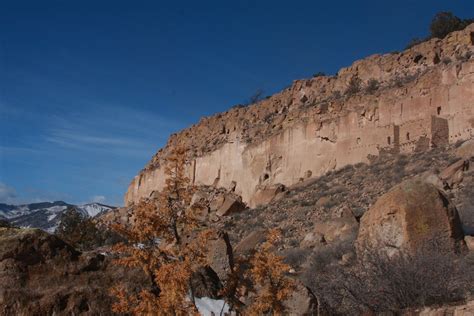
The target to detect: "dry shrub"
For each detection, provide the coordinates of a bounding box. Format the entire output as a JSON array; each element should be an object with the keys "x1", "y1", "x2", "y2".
[
  {"x1": 345, "y1": 76, "x2": 362, "y2": 96},
  {"x1": 282, "y1": 247, "x2": 311, "y2": 268},
  {"x1": 56, "y1": 208, "x2": 120, "y2": 251},
  {"x1": 365, "y1": 78, "x2": 379, "y2": 94},
  {"x1": 309, "y1": 245, "x2": 472, "y2": 314}
]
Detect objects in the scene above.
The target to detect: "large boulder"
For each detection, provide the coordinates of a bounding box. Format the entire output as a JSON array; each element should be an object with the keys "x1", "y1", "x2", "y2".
[{"x1": 357, "y1": 179, "x2": 466, "y2": 257}]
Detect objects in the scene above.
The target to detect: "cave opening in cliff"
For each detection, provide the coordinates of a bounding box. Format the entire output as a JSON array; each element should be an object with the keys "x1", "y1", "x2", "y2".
[
  {"x1": 437, "y1": 107, "x2": 442, "y2": 115},
  {"x1": 387, "y1": 136, "x2": 391, "y2": 145},
  {"x1": 413, "y1": 54, "x2": 423, "y2": 64}
]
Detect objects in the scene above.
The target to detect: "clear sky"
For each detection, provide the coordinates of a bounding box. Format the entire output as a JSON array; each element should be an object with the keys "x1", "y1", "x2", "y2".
[{"x1": 1, "y1": 1, "x2": 473, "y2": 206}]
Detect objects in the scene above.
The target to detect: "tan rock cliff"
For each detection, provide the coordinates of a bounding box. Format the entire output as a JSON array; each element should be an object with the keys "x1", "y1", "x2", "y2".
[{"x1": 125, "y1": 25, "x2": 474, "y2": 207}]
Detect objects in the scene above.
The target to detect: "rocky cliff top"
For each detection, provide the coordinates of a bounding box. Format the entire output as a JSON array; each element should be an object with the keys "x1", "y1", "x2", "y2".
[{"x1": 140, "y1": 24, "x2": 474, "y2": 175}]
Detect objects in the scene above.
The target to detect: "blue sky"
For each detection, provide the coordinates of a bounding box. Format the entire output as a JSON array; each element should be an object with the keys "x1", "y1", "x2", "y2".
[{"x1": 1, "y1": 1, "x2": 473, "y2": 206}]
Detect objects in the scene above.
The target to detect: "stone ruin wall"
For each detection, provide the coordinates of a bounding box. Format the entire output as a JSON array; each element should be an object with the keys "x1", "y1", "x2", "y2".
[{"x1": 125, "y1": 25, "x2": 474, "y2": 207}]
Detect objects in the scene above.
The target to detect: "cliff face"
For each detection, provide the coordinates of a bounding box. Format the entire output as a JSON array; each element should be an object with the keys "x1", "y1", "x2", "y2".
[{"x1": 125, "y1": 25, "x2": 474, "y2": 207}]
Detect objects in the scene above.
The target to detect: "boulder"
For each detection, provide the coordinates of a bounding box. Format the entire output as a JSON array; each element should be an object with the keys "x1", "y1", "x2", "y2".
[
  {"x1": 439, "y1": 159, "x2": 469, "y2": 188},
  {"x1": 301, "y1": 231, "x2": 325, "y2": 248},
  {"x1": 97, "y1": 206, "x2": 134, "y2": 226},
  {"x1": 216, "y1": 194, "x2": 246, "y2": 217},
  {"x1": 313, "y1": 216, "x2": 358, "y2": 244},
  {"x1": 190, "y1": 190, "x2": 209, "y2": 205},
  {"x1": 207, "y1": 232, "x2": 233, "y2": 281},
  {"x1": 234, "y1": 230, "x2": 266, "y2": 256},
  {"x1": 250, "y1": 184, "x2": 286, "y2": 207},
  {"x1": 190, "y1": 266, "x2": 222, "y2": 299},
  {"x1": 357, "y1": 179, "x2": 466, "y2": 257},
  {"x1": 456, "y1": 139, "x2": 474, "y2": 159},
  {"x1": 0, "y1": 227, "x2": 148, "y2": 315},
  {"x1": 465, "y1": 235, "x2": 474, "y2": 251},
  {"x1": 188, "y1": 189, "x2": 214, "y2": 222},
  {"x1": 316, "y1": 196, "x2": 331, "y2": 208},
  {"x1": 421, "y1": 171, "x2": 444, "y2": 190},
  {"x1": 283, "y1": 281, "x2": 319, "y2": 316},
  {"x1": 209, "y1": 194, "x2": 225, "y2": 212}
]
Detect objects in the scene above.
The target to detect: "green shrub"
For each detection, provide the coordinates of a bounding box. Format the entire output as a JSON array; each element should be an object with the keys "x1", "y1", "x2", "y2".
[
  {"x1": 430, "y1": 12, "x2": 473, "y2": 39},
  {"x1": 345, "y1": 76, "x2": 361, "y2": 96},
  {"x1": 0, "y1": 219, "x2": 13, "y2": 228},
  {"x1": 312, "y1": 72, "x2": 326, "y2": 78},
  {"x1": 365, "y1": 78, "x2": 380, "y2": 94},
  {"x1": 404, "y1": 12, "x2": 473, "y2": 49}
]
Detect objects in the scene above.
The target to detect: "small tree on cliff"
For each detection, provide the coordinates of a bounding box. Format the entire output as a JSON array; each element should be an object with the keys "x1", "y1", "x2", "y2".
[
  {"x1": 430, "y1": 12, "x2": 473, "y2": 39},
  {"x1": 110, "y1": 146, "x2": 213, "y2": 315}
]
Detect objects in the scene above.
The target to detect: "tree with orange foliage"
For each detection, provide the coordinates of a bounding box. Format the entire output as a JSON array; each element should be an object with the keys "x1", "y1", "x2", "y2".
[
  {"x1": 220, "y1": 229, "x2": 294, "y2": 315},
  {"x1": 110, "y1": 146, "x2": 213, "y2": 315},
  {"x1": 246, "y1": 229, "x2": 294, "y2": 315}
]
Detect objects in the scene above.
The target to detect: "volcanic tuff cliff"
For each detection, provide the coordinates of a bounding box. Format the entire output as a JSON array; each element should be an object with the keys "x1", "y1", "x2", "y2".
[{"x1": 125, "y1": 24, "x2": 474, "y2": 207}]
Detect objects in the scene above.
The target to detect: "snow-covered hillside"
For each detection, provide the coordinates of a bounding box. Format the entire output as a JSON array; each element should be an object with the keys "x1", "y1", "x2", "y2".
[
  {"x1": 0, "y1": 201, "x2": 115, "y2": 233},
  {"x1": 76, "y1": 203, "x2": 113, "y2": 217}
]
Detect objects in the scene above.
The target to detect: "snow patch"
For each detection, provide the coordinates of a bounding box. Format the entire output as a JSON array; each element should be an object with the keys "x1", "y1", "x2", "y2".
[
  {"x1": 195, "y1": 297, "x2": 229, "y2": 316},
  {"x1": 76, "y1": 203, "x2": 112, "y2": 217},
  {"x1": 46, "y1": 225, "x2": 58, "y2": 234},
  {"x1": 46, "y1": 206, "x2": 67, "y2": 214}
]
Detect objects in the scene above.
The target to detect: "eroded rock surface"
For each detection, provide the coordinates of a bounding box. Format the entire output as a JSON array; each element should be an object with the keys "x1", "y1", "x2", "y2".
[
  {"x1": 125, "y1": 25, "x2": 474, "y2": 207},
  {"x1": 357, "y1": 179, "x2": 466, "y2": 256}
]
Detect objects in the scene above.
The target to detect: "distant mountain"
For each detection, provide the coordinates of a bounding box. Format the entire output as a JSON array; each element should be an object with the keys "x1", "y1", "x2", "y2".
[{"x1": 0, "y1": 201, "x2": 115, "y2": 233}]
